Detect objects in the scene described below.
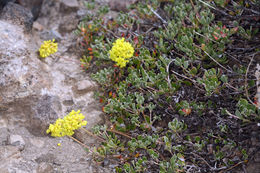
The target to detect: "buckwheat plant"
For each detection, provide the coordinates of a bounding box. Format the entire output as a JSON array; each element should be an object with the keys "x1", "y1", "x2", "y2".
[
  {"x1": 46, "y1": 110, "x2": 87, "y2": 137},
  {"x1": 109, "y1": 38, "x2": 134, "y2": 68},
  {"x1": 39, "y1": 39, "x2": 58, "y2": 58}
]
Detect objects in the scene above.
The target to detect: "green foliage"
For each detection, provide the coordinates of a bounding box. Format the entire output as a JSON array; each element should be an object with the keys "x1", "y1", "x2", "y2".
[
  {"x1": 127, "y1": 134, "x2": 158, "y2": 152},
  {"x1": 197, "y1": 68, "x2": 221, "y2": 96},
  {"x1": 235, "y1": 98, "x2": 257, "y2": 118},
  {"x1": 159, "y1": 153, "x2": 185, "y2": 173}
]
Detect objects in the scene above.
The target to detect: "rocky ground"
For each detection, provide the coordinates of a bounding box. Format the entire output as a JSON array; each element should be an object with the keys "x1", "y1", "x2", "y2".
[{"x1": 0, "y1": 0, "x2": 119, "y2": 172}]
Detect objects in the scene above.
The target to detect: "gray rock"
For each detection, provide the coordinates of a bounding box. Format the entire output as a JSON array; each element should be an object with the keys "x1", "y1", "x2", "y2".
[
  {"x1": 18, "y1": 0, "x2": 43, "y2": 20},
  {"x1": 29, "y1": 95, "x2": 61, "y2": 136},
  {"x1": 0, "y1": 0, "x2": 112, "y2": 172},
  {"x1": 35, "y1": 153, "x2": 55, "y2": 163},
  {"x1": 0, "y1": 21, "x2": 60, "y2": 137},
  {"x1": 76, "y1": 80, "x2": 98, "y2": 93},
  {"x1": 9, "y1": 134, "x2": 25, "y2": 151},
  {"x1": 29, "y1": 138, "x2": 45, "y2": 148},
  {"x1": 33, "y1": 21, "x2": 44, "y2": 31},
  {"x1": 0, "y1": 0, "x2": 14, "y2": 8},
  {"x1": 76, "y1": 9, "x2": 87, "y2": 20},
  {"x1": 109, "y1": 0, "x2": 137, "y2": 12},
  {"x1": 0, "y1": 128, "x2": 9, "y2": 146},
  {"x1": 0, "y1": 145, "x2": 20, "y2": 161},
  {"x1": 255, "y1": 151, "x2": 260, "y2": 162},
  {"x1": 60, "y1": 0, "x2": 79, "y2": 13},
  {"x1": 58, "y1": 14, "x2": 79, "y2": 34},
  {"x1": 40, "y1": 29, "x2": 63, "y2": 42},
  {"x1": 0, "y1": 167, "x2": 9, "y2": 173},
  {"x1": 36, "y1": 162, "x2": 54, "y2": 173},
  {"x1": 0, "y1": 96, "x2": 60, "y2": 137},
  {"x1": 0, "y1": 145, "x2": 22, "y2": 172},
  {"x1": 0, "y1": 2, "x2": 33, "y2": 32},
  {"x1": 62, "y1": 96, "x2": 74, "y2": 106}
]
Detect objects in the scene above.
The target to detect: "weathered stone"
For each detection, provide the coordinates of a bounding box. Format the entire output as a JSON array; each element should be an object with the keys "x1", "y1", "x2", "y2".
[
  {"x1": 0, "y1": 96, "x2": 60, "y2": 137},
  {"x1": 40, "y1": 29, "x2": 63, "y2": 42},
  {"x1": 0, "y1": 168, "x2": 9, "y2": 173},
  {"x1": 9, "y1": 135, "x2": 25, "y2": 151},
  {"x1": 76, "y1": 80, "x2": 98, "y2": 93},
  {"x1": 36, "y1": 162, "x2": 54, "y2": 173},
  {"x1": 0, "y1": 145, "x2": 21, "y2": 173},
  {"x1": 29, "y1": 138, "x2": 45, "y2": 148},
  {"x1": 33, "y1": 21, "x2": 44, "y2": 31},
  {"x1": 35, "y1": 153, "x2": 55, "y2": 163},
  {"x1": 0, "y1": 2, "x2": 33, "y2": 32},
  {"x1": 30, "y1": 95, "x2": 61, "y2": 136},
  {"x1": 0, "y1": 0, "x2": 14, "y2": 9},
  {"x1": 58, "y1": 14, "x2": 79, "y2": 34},
  {"x1": 0, "y1": 0, "x2": 111, "y2": 172},
  {"x1": 0, "y1": 128, "x2": 9, "y2": 146},
  {"x1": 18, "y1": 0, "x2": 43, "y2": 20},
  {"x1": 62, "y1": 96, "x2": 74, "y2": 106},
  {"x1": 60, "y1": 0, "x2": 79, "y2": 13},
  {"x1": 109, "y1": 0, "x2": 137, "y2": 12},
  {"x1": 0, "y1": 145, "x2": 20, "y2": 161}
]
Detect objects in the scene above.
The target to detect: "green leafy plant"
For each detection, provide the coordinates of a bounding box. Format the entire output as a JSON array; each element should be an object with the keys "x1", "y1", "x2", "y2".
[
  {"x1": 235, "y1": 98, "x2": 257, "y2": 118},
  {"x1": 198, "y1": 68, "x2": 221, "y2": 96}
]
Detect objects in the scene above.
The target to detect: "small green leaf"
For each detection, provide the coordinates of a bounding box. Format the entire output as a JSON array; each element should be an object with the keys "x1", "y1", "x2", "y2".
[{"x1": 220, "y1": 75, "x2": 228, "y2": 83}]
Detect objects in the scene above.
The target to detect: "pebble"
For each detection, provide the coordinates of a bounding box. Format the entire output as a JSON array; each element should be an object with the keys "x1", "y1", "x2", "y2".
[
  {"x1": 36, "y1": 162, "x2": 54, "y2": 173},
  {"x1": 40, "y1": 29, "x2": 62, "y2": 42},
  {"x1": 109, "y1": 0, "x2": 137, "y2": 12},
  {"x1": 9, "y1": 134, "x2": 25, "y2": 151},
  {"x1": 60, "y1": 0, "x2": 79, "y2": 13},
  {"x1": 255, "y1": 151, "x2": 260, "y2": 162},
  {"x1": 207, "y1": 144, "x2": 213, "y2": 154},
  {"x1": 33, "y1": 21, "x2": 44, "y2": 31},
  {"x1": 76, "y1": 80, "x2": 97, "y2": 92}
]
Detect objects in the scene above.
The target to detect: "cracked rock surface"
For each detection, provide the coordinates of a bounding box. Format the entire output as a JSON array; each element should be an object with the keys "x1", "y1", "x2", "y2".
[{"x1": 0, "y1": 0, "x2": 112, "y2": 172}]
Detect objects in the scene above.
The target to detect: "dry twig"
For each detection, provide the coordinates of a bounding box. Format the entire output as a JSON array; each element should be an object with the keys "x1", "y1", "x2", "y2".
[{"x1": 245, "y1": 53, "x2": 257, "y2": 106}]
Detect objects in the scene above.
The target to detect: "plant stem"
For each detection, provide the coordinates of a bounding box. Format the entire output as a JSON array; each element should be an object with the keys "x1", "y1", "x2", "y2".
[
  {"x1": 107, "y1": 129, "x2": 133, "y2": 139},
  {"x1": 68, "y1": 135, "x2": 92, "y2": 153},
  {"x1": 81, "y1": 128, "x2": 106, "y2": 142}
]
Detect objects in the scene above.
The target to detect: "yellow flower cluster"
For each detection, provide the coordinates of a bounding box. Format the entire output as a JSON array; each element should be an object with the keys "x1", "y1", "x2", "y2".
[
  {"x1": 109, "y1": 38, "x2": 134, "y2": 68},
  {"x1": 46, "y1": 110, "x2": 87, "y2": 137},
  {"x1": 39, "y1": 39, "x2": 58, "y2": 58}
]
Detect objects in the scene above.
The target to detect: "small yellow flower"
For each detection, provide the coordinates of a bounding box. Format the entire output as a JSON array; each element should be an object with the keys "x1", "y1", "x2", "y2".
[
  {"x1": 46, "y1": 110, "x2": 87, "y2": 137},
  {"x1": 109, "y1": 38, "x2": 134, "y2": 68},
  {"x1": 39, "y1": 39, "x2": 58, "y2": 58},
  {"x1": 57, "y1": 143, "x2": 61, "y2": 146}
]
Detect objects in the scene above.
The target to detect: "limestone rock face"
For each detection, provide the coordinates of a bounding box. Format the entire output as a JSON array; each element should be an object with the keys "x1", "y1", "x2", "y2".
[
  {"x1": 0, "y1": 2, "x2": 33, "y2": 31},
  {"x1": 0, "y1": 20, "x2": 59, "y2": 136},
  {"x1": 18, "y1": 0, "x2": 43, "y2": 20},
  {"x1": 0, "y1": 0, "x2": 110, "y2": 172}
]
